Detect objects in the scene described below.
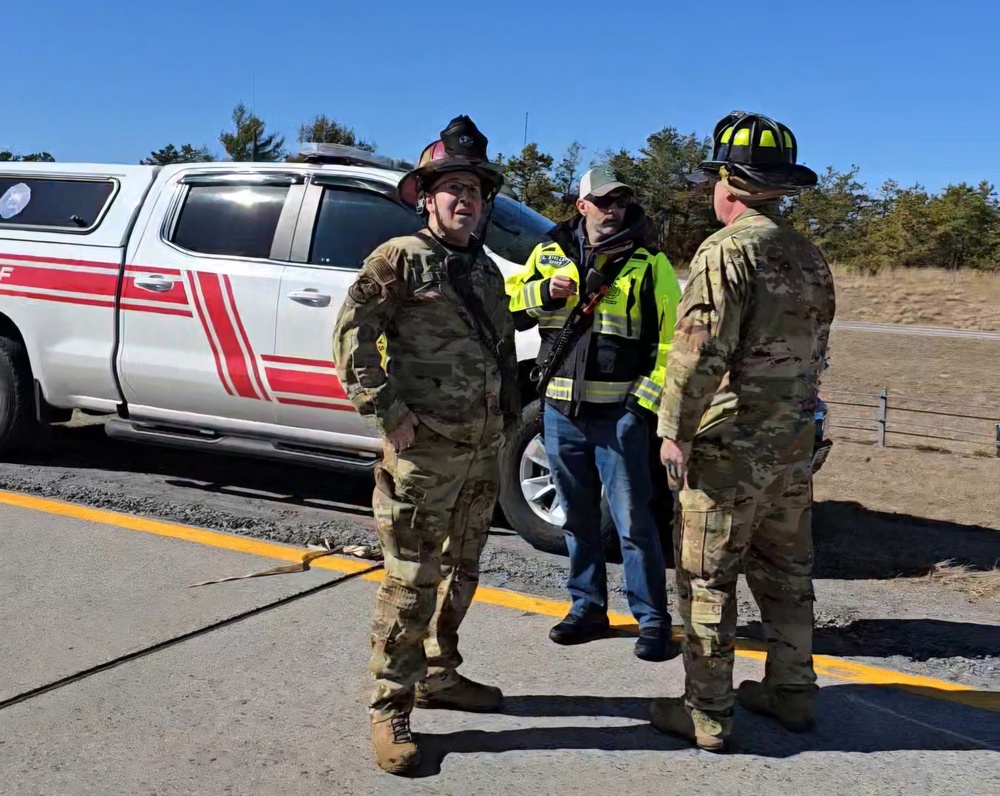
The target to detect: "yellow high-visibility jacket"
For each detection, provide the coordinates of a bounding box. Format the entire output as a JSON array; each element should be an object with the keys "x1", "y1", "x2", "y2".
[{"x1": 506, "y1": 213, "x2": 681, "y2": 417}]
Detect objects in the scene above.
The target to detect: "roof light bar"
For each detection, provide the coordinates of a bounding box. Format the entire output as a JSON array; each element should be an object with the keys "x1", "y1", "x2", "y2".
[{"x1": 298, "y1": 142, "x2": 414, "y2": 171}]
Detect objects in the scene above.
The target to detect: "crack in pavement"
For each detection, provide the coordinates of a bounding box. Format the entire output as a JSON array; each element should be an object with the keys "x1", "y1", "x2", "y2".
[{"x1": 0, "y1": 565, "x2": 381, "y2": 712}]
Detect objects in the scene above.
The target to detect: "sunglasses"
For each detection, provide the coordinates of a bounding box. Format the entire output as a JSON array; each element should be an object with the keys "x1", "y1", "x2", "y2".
[{"x1": 588, "y1": 192, "x2": 630, "y2": 210}]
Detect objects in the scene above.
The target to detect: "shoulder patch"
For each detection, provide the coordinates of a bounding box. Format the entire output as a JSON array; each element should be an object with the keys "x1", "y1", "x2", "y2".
[
  {"x1": 539, "y1": 254, "x2": 571, "y2": 266},
  {"x1": 346, "y1": 275, "x2": 382, "y2": 306}
]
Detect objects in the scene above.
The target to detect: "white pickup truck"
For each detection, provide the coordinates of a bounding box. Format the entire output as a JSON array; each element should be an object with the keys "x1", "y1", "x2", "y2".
[
  {"x1": 0, "y1": 146, "x2": 605, "y2": 553},
  {"x1": 0, "y1": 146, "x2": 830, "y2": 556}
]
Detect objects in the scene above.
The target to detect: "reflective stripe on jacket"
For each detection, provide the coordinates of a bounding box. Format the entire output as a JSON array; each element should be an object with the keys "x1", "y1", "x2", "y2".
[{"x1": 506, "y1": 234, "x2": 681, "y2": 417}]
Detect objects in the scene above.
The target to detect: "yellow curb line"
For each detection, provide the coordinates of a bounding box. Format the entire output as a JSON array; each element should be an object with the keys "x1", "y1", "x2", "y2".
[{"x1": 3, "y1": 489, "x2": 996, "y2": 713}]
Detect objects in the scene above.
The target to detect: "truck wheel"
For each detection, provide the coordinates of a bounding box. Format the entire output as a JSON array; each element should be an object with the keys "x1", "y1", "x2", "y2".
[
  {"x1": 0, "y1": 335, "x2": 39, "y2": 454},
  {"x1": 498, "y1": 399, "x2": 618, "y2": 557}
]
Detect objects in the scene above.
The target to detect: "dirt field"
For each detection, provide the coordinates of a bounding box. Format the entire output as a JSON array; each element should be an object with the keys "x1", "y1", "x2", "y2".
[
  {"x1": 825, "y1": 328, "x2": 1000, "y2": 408},
  {"x1": 816, "y1": 326, "x2": 999, "y2": 598},
  {"x1": 814, "y1": 441, "x2": 1000, "y2": 537},
  {"x1": 812, "y1": 439, "x2": 999, "y2": 603},
  {"x1": 821, "y1": 328, "x2": 1000, "y2": 456},
  {"x1": 831, "y1": 266, "x2": 1000, "y2": 331}
]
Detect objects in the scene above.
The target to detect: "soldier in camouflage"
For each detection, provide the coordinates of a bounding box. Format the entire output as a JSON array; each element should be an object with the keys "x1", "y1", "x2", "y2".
[
  {"x1": 648, "y1": 111, "x2": 836, "y2": 752},
  {"x1": 331, "y1": 116, "x2": 519, "y2": 775}
]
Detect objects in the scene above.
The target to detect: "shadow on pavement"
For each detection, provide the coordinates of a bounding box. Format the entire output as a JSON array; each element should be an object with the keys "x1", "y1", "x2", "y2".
[
  {"x1": 739, "y1": 617, "x2": 1000, "y2": 663},
  {"x1": 7, "y1": 425, "x2": 999, "y2": 583},
  {"x1": 6, "y1": 422, "x2": 375, "y2": 511},
  {"x1": 407, "y1": 683, "x2": 998, "y2": 776}
]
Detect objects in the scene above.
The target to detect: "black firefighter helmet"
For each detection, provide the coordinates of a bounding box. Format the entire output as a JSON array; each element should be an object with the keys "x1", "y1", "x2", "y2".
[
  {"x1": 398, "y1": 115, "x2": 505, "y2": 210},
  {"x1": 687, "y1": 110, "x2": 818, "y2": 193}
]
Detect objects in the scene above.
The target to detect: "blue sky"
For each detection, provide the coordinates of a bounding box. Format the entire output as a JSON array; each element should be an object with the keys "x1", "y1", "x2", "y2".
[{"x1": 4, "y1": 0, "x2": 997, "y2": 194}]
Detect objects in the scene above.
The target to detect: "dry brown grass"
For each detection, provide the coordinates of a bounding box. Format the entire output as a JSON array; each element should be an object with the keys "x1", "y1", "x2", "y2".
[
  {"x1": 831, "y1": 266, "x2": 1000, "y2": 331},
  {"x1": 814, "y1": 442, "x2": 1000, "y2": 532},
  {"x1": 825, "y1": 328, "x2": 1000, "y2": 409},
  {"x1": 911, "y1": 562, "x2": 1000, "y2": 602},
  {"x1": 821, "y1": 328, "x2": 1000, "y2": 455},
  {"x1": 813, "y1": 441, "x2": 1000, "y2": 602}
]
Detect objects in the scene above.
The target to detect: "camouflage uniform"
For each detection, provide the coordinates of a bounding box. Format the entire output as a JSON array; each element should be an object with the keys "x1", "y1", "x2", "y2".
[
  {"x1": 657, "y1": 207, "x2": 836, "y2": 729},
  {"x1": 332, "y1": 232, "x2": 518, "y2": 722}
]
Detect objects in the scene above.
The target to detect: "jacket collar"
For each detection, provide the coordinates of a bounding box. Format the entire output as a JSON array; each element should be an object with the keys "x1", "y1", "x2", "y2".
[{"x1": 547, "y1": 204, "x2": 651, "y2": 264}]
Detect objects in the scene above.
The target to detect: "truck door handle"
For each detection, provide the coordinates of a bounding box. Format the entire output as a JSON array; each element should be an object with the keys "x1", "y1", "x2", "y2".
[
  {"x1": 287, "y1": 289, "x2": 331, "y2": 307},
  {"x1": 133, "y1": 274, "x2": 175, "y2": 293}
]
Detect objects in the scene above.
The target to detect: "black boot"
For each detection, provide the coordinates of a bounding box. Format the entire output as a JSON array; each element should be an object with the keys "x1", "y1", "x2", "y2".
[
  {"x1": 548, "y1": 612, "x2": 610, "y2": 645},
  {"x1": 634, "y1": 626, "x2": 682, "y2": 662}
]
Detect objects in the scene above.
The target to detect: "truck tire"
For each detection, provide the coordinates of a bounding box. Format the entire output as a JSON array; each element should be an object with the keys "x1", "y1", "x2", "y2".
[
  {"x1": 498, "y1": 399, "x2": 618, "y2": 558},
  {"x1": 0, "y1": 335, "x2": 39, "y2": 455}
]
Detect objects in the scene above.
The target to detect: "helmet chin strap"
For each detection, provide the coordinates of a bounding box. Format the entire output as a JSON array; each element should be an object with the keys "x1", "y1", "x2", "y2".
[{"x1": 426, "y1": 199, "x2": 468, "y2": 249}]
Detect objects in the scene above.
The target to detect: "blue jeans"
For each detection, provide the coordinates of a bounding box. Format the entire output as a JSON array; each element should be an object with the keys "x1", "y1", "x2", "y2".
[{"x1": 543, "y1": 403, "x2": 669, "y2": 630}]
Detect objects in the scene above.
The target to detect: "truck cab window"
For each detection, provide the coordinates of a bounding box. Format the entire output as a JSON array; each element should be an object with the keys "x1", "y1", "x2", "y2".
[
  {"x1": 171, "y1": 184, "x2": 289, "y2": 259},
  {"x1": 485, "y1": 193, "x2": 556, "y2": 265},
  {"x1": 310, "y1": 187, "x2": 423, "y2": 268}
]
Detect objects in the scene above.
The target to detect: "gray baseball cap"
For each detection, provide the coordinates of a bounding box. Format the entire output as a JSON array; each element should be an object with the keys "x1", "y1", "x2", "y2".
[{"x1": 579, "y1": 166, "x2": 632, "y2": 199}]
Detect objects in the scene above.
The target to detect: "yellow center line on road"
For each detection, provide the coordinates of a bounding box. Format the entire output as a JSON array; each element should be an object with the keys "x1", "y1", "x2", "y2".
[{"x1": 3, "y1": 489, "x2": 996, "y2": 713}]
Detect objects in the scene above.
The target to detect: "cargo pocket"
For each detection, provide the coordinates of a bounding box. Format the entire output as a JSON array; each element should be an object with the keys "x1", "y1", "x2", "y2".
[
  {"x1": 372, "y1": 465, "x2": 422, "y2": 562},
  {"x1": 680, "y1": 487, "x2": 737, "y2": 580}
]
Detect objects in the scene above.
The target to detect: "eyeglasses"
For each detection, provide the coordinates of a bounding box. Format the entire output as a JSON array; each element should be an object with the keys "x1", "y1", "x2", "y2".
[{"x1": 432, "y1": 179, "x2": 483, "y2": 200}]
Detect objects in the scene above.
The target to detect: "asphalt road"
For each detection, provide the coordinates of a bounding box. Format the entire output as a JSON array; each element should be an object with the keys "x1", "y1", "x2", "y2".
[
  {"x1": 1, "y1": 417, "x2": 997, "y2": 694},
  {"x1": 2, "y1": 505, "x2": 997, "y2": 795},
  {"x1": 831, "y1": 320, "x2": 1000, "y2": 340}
]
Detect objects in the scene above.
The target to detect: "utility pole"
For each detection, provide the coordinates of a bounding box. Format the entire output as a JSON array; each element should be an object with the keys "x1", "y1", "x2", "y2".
[
  {"x1": 518, "y1": 112, "x2": 528, "y2": 222},
  {"x1": 250, "y1": 71, "x2": 258, "y2": 162}
]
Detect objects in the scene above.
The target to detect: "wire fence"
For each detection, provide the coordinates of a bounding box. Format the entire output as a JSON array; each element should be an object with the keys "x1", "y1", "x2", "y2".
[{"x1": 823, "y1": 389, "x2": 1000, "y2": 457}]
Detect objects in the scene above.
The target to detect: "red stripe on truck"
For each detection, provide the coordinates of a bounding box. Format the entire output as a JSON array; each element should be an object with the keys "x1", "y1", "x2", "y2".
[
  {"x1": 222, "y1": 274, "x2": 270, "y2": 402},
  {"x1": 261, "y1": 354, "x2": 337, "y2": 370},
  {"x1": 0, "y1": 288, "x2": 193, "y2": 317},
  {"x1": 0, "y1": 252, "x2": 119, "y2": 270},
  {"x1": 195, "y1": 272, "x2": 262, "y2": 401},
  {"x1": 185, "y1": 271, "x2": 234, "y2": 397},
  {"x1": 0, "y1": 252, "x2": 180, "y2": 277},
  {"x1": 121, "y1": 276, "x2": 189, "y2": 305},
  {"x1": 276, "y1": 397, "x2": 354, "y2": 411},
  {"x1": 0, "y1": 266, "x2": 119, "y2": 297},
  {"x1": 0, "y1": 288, "x2": 114, "y2": 309},
  {"x1": 119, "y1": 303, "x2": 193, "y2": 317},
  {"x1": 0, "y1": 256, "x2": 188, "y2": 307},
  {"x1": 264, "y1": 367, "x2": 348, "y2": 400}
]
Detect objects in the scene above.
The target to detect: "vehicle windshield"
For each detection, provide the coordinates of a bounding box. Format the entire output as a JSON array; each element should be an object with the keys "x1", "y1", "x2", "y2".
[{"x1": 486, "y1": 193, "x2": 556, "y2": 265}]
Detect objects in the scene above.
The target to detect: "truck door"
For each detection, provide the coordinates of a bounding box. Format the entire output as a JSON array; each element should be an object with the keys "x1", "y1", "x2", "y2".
[
  {"x1": 271, "y1": 175, "x2": 422, "y2": 446},
  {"x1": 118, "y1": 170, "x2": 304, "y2": 426}
]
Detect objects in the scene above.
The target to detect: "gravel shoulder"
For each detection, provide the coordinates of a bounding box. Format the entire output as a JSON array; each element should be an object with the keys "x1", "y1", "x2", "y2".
[{"x1": 2, "y1": 415, "x2": 996, "y2": 692}]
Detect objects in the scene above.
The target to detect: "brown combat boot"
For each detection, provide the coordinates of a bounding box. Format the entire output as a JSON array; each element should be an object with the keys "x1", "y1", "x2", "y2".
[
  {"x1": 414, "y1": 674, "x2": 504, "y2": 712},
  {"x1": 737, "y1": 680, "x2": 816, "y2": 732},
  {"x1": 649, "y1": 697, "x2": 729, "y2": 752},
  {"x1": 370, "y1": 713, "x2": 421, "y2": 775}
]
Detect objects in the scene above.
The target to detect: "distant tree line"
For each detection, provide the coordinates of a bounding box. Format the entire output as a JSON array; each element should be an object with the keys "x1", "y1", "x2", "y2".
[
  {"x1": 5, "y1": 105, "x2": 997, "y2": 272},
  {"x1": 497, "y1": 132, "x2": 1000, "y2": 273}
]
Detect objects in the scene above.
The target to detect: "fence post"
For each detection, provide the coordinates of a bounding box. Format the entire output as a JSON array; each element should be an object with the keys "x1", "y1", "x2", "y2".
[{"x1": 877, "y1": 389, "x2": 888, "y2": 448}]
